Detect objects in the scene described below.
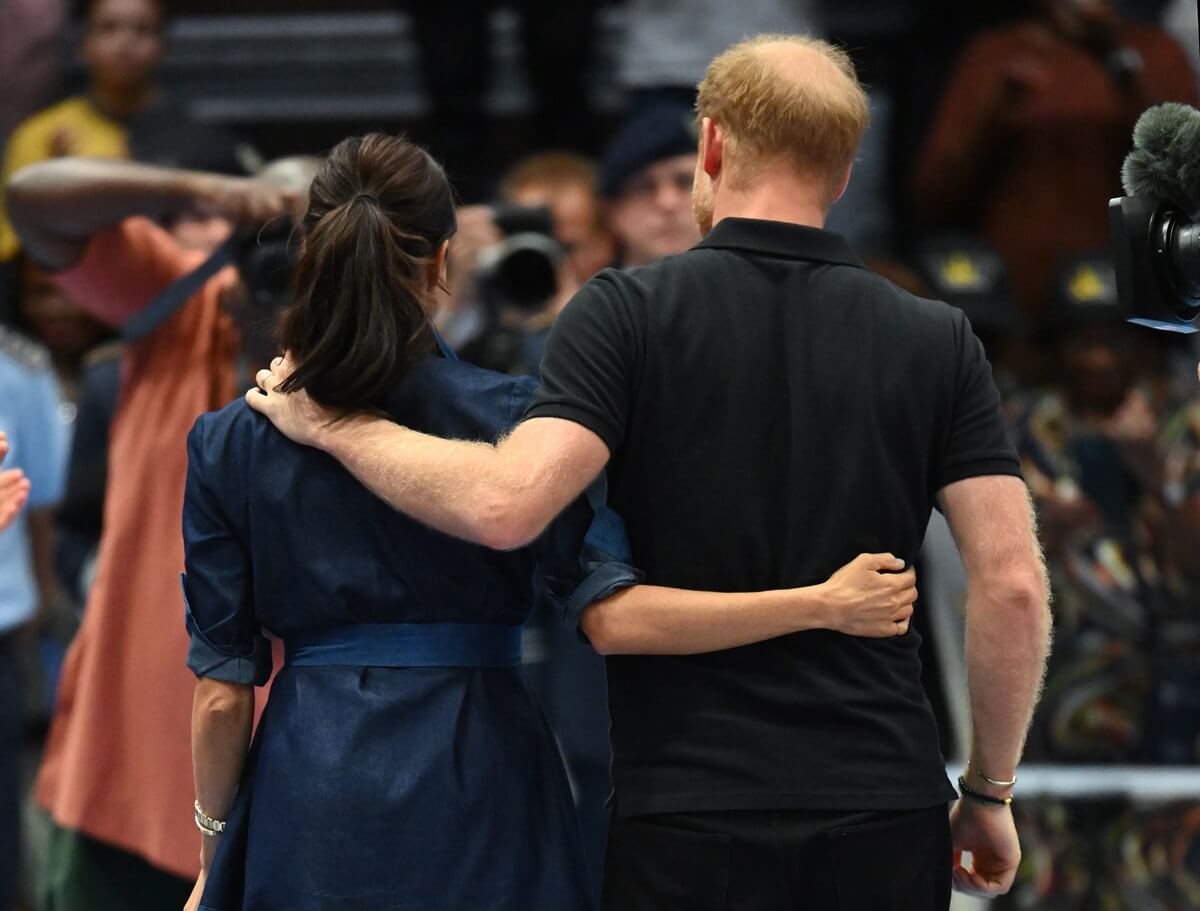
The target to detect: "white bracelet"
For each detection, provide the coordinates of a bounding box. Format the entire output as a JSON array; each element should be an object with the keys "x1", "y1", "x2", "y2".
[{"x1": 194, "y1": 800, "x2": 226, "y2": 836}]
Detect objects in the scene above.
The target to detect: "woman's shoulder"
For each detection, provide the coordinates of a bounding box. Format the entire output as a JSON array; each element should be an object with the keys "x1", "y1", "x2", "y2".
[
  {"x1": 389, "y1": 356, "x2": 539, "y2": 439},
  {"x1": 188, "y1": 396, "x2": 265, "y2": 469}
]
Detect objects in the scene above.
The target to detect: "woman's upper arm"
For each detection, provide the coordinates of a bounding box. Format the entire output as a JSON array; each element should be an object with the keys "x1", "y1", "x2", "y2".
[{"x1": 182, "y1": 416, "x2": 271, "y2": 686}]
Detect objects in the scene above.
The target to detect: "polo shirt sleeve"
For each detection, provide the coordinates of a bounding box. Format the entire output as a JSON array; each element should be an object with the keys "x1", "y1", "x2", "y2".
[
  {"x1": 524, "y1": 270, "x2": 641, "y2": 456},
  {"x1": 935, "y1": 310, "x2": 1022, "y2": 491},
  {"x1": 181, "y1": 415, "x2": 271, "y2": 687}
]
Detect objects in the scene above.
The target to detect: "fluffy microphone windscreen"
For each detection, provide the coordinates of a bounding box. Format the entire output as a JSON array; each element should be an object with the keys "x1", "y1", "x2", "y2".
[{"x1": 1121, "y1": 103, "x2": 1200, "y2": 218}]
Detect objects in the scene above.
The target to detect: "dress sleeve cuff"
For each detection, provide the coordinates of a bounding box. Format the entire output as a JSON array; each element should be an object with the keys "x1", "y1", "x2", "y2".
[
  {"x1": 566, "y1": 557, "x2": 643, "y2": 634},
  {"x1": 182, "y1": 575, "x2": 272, "y2": 686}
]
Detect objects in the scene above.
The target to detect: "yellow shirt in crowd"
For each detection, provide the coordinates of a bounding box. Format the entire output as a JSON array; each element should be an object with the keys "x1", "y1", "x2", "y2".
[{"x1": 0, "y1": 96, "x2": 128, "y2": 260}]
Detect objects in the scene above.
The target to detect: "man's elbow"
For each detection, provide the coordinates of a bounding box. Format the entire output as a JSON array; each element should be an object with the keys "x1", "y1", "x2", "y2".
[
  {"x1": 981, "y1": 568, "x2": 1051, "y2": 630},
  {"x1": 473, "y1": 491, "x2": 549, "y2": 552}
]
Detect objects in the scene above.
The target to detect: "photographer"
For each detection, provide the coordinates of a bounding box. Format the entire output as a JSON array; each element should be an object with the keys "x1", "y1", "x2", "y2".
[
  {"x1": 446, "y1": 154, "x2": 612, "y2": 376},
  {"x1": 5, "y1": 157, "x2": 308, "y2": 908},
  {"x1": 914, "y1": 0, "x2": 1197, "y2": 319}
]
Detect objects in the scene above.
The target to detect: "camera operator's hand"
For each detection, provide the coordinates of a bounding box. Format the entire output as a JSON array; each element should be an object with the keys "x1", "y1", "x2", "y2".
[
  {"x1": 191, "y1": 175, "x2": 306, "y2": 229},
  {"x1": 446, "y1": 206, "x2": 502, "y2": 301}
]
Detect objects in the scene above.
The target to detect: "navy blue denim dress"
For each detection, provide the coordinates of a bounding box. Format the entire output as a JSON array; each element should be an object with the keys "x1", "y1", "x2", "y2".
[{"x1": 182, "y1": 353, "x2": 637, "y2": 911}]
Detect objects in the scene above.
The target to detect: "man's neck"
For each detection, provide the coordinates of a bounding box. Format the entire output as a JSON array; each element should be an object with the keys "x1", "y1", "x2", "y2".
[{"x1": 710, "y1": 177, "x2": 828, "y2": 231}]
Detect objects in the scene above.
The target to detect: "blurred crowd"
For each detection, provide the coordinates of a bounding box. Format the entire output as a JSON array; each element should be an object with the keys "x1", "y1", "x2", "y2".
[{"x1": 1, "y1": 0, "x2": 1200, "y2": 909}]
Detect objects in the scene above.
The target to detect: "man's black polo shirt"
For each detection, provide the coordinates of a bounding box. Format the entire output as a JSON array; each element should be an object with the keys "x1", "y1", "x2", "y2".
[{"x1": 526, "y1": 217, "x2": 1021, "y2": 816}]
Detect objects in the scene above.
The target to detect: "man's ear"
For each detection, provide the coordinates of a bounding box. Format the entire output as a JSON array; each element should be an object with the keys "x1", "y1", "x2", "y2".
[
  {"x1": 701, "y1": 117, "x2": 723, "y2": 180},
  {"x1": 830, "y1": 163, "x2": 853, "y2": 206}
]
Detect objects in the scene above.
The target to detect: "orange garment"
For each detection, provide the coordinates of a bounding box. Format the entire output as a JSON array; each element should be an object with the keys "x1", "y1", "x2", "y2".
[
  {"x1": 36, "y1": 217, "x2": 239, "y2": 878},
  {"x1": 914, "y1": 21, "x2": 1198, "y2": 317}
]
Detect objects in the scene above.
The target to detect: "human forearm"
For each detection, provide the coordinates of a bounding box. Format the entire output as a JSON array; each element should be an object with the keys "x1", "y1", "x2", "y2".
[
  {"x1": 963, "y1": 573, "x2": 1051, "y2": 786},
  {"x1": 7, "y1": 159, "x2": 214, "y2": 268},
  {"x1": 319, "y1": 416, "x2": 549, "y2": 549},
  {"x1": 7, "y1": 158, "x2": 297, "y2": 271},
  {"x1": 311, "y1": 412, "x2": 607, "y2": 551},
  {"x1": 191, "y1": 678, "x2": 254, "y2": 871},
  {"x1": 941, "y1": 476, "x2": 1053, "y2": 789},
  {"x1": 581, "y1": 584, "x2": 828, "y2": 656},
  {"x1": 581, "y1": 553, "x2": 918, "y2": 655}
]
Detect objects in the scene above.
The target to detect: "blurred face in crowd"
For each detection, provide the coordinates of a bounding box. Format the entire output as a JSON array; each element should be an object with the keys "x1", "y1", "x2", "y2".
[
  {"x1": 508, "y1": 181, "x2": 614, "y2": 284},
  {"x1": 1060, "y1": 328, "x2": 1133, "y2": 416},
  {"x1": 84, "y1": 0, "x2": 164, "y2": 96},
  {"x1": 606, "y1": 154, "x2": 700, "y2": 268},
  {"x1": 19, "y1": 259, "x2": 110, "y2": 363}
]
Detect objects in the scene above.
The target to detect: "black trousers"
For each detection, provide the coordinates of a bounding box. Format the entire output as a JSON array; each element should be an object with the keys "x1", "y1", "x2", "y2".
[{"x1": 603, "y1": 805, "x2": 952, "y2": 911}]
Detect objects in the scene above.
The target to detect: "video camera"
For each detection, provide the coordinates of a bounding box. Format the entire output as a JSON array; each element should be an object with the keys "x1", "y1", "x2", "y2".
[
  {"x1": 476, "y1": 204, "x2": 564, "y2": 313},
  {"x1": 1109, "y1": 103, "x2": 1200, "y2": 334},
  {"x1": 236, "y1": 218, "x2": 297, "y2": 315}
]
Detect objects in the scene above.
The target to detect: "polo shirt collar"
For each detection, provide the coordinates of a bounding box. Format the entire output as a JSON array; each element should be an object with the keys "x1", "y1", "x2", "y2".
[{"x1": 695, "y1": 217, "x2": 865, "y2": 269}]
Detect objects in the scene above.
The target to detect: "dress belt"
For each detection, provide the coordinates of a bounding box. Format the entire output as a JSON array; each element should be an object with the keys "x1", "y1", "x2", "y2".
[{"x1": 284, "y1": 623, "x2": 523, "y2": 669}]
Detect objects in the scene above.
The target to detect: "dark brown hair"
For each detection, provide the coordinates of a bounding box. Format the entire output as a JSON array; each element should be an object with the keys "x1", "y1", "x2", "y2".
[{"x1": 278, "y1": 133, "x2": 456, "y2": 410}]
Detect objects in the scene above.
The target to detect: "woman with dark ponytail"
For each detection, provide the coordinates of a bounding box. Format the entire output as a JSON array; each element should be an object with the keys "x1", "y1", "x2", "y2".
[{"x1": 180, "y1": 133, "x2": 923, "y2": 911}]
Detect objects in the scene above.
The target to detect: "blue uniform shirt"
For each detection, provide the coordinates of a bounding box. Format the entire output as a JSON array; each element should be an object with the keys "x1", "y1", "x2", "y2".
[{"x1": 0, "y1": 328, "x2": 68, "y2": 633}]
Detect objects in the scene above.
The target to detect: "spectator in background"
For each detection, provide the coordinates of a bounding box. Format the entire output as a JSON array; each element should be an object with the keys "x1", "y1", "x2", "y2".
[
  {"x1": 0, "y1": 435, "x2": 31, "y2": 532},
  {"x1": 441, "y1": 153, "x2": 613, "y2": 374},
  {"x1": 14, "y1": 259, "x2": 112, "y2": 399},
  {"x1": 598, "y1": 100, "x2": 701, "y2": 269},
  {"x1": 501, "y1": 152, "x2": 616, "y2": 296},
  {"x1": 1010, "y1": 289, "x2": 1200, "y2": 765},
  {"x1": 0, "y1": 330, "x2": 67, "y2": 911},
  {"x1": 913, "y1": 0, "x2": 1197, "y2": 320},
  {"x1": 0, "y1": 0, "x2": 244, "y2": 264},
  {"x1": 618, "y1": 1, "x2": 821, "y2": 109},
  {"x1": 7, "y1": 157, "x2": 307, "y2": 910},
  {"x1": 0, "y1": 0, "x2": 67, "y2": 149},
  {"x1": 51, "y1": 343, "x2": 120, "y2": 604},
  {"x1": 1163, "y1": 0, "x2": 1200, "y2": 92},
  {"x1": 498, "y1": 151, "x2": 616, "y2": 889}
]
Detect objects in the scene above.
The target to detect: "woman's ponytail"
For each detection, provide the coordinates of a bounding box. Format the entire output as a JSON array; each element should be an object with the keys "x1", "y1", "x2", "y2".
[{"x1": 277, "y1": 134, "x2": 456, "y2": 411}]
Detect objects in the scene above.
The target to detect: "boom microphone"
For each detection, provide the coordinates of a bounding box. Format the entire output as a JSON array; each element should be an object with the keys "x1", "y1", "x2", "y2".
[
  {"x1": 1121, "y1": 103, "x2": 1200, "y2": 219},
  {"x1": 1109, "y1": 104, "x2": 1200, "y2": 332}
]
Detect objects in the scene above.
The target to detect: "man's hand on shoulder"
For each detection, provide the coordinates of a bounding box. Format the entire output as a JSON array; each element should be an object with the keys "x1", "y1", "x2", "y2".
[{"x1": 246, "y1": 355, "x2": 348, "y2": 449}]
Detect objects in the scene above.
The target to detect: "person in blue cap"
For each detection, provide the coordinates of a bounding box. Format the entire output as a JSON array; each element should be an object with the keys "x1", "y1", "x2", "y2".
[{"x1": 599, "y1": 100, "x2": 701, "y2": 269}]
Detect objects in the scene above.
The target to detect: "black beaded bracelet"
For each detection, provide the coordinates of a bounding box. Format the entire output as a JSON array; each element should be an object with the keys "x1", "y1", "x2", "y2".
[{"x1": 958, "y1": 775, "x2": 1013, "y2": 808}]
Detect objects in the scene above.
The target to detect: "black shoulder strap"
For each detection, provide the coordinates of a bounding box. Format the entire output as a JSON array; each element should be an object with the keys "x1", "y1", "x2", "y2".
[{"x1": 120, "y1": 233, "x2": 240, "y2": 343}]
